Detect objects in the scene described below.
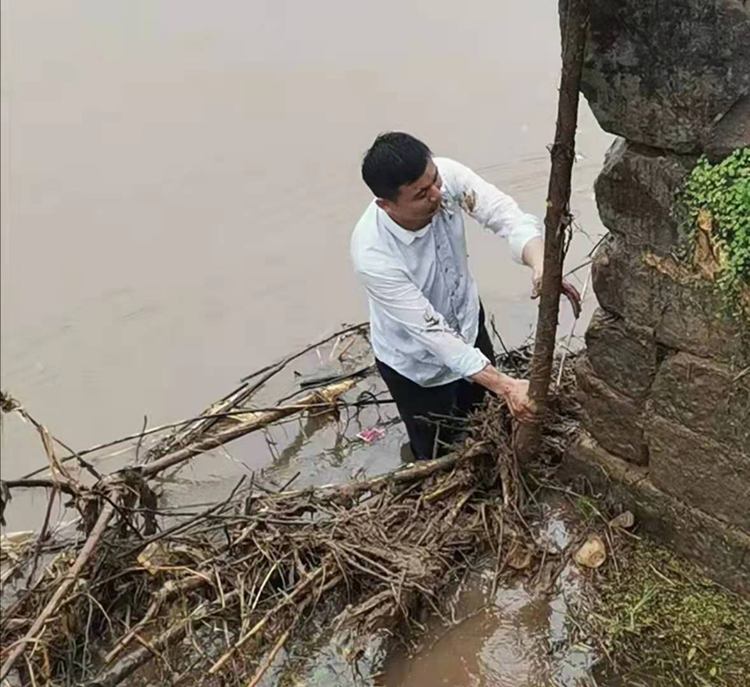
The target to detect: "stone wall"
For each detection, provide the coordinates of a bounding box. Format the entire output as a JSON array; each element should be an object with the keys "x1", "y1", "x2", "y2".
[{"x1": 561, "y1": 0, "x2": 750, "y2": 593}]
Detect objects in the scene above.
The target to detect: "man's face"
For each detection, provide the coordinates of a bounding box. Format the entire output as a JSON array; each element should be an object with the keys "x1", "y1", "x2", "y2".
[{"x1": 377, "y1": 160, "x2": 443, "y2": 229}]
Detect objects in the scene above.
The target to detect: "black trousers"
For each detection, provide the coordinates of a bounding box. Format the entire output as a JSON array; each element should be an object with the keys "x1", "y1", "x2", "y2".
[{"x1": 376, "y1": 304, "x2": 495, "y2": 461}]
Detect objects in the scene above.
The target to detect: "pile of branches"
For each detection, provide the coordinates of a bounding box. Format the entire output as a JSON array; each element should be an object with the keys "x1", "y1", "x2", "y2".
[
  {"x1": 0, "y1": 338, "x2": 581, "y2": 687},
  {"x1": 1, "y1": 447, "x2": 525, "y2": 685}
]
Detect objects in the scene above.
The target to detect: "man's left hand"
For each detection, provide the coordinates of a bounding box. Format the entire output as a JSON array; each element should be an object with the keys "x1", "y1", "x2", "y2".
[{"x1": 532, "y1": 271, "x2": 582, "y2": 319}]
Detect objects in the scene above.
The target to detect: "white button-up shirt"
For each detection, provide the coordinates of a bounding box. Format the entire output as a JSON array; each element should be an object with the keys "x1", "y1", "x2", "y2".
[{"x1": 351, "y1": 157, "x2": 541, "y2": 387}]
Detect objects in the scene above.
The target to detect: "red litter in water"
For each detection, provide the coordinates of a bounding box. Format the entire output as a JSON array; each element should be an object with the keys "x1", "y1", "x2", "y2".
[{"x1": 357, "y1": 427, "x2": 387, "y2": 444}]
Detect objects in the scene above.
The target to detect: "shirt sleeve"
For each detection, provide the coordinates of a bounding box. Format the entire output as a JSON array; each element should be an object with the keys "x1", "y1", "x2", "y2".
[
  {"x1": 355, "y1": 262, "x2": 490, "y2": 379},
  {"x1": 438, "y1": 157, "x2": 542, "y2": 264}
]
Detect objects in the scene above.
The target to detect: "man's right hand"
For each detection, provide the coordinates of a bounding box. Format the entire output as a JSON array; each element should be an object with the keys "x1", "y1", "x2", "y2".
[
  {"x1": 471, "y1": 365, "x2": 537, "y2": 423},
  {"x1": 497, "y1": 377, "x2": 536, "y2": 423}
]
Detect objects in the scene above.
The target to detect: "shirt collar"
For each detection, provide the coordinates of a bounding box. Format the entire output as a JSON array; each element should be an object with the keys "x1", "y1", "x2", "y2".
[{"x1": 378, "y1": 206, "x2": 431, "y2": 245}]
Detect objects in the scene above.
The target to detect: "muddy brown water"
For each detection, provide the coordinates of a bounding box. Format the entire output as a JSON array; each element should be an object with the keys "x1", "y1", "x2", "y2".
[
  {"x1": 379, "y1": 501, "x2": 597, "y2": 687},
  {"x1": 1, "y1": 0, "x2": 611, "y2": 683},
  {"x1": 283, "y1": 497, "x2": 598, "y2": 687}
]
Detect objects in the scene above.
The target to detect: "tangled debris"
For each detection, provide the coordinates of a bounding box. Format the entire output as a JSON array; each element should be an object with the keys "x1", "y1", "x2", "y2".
[
  {"x1": 0, "y1": 328, "x2": 582, "y2": 687},
  {"x1": 3, "y1": 324, "x2": 746, "y2": 687}
]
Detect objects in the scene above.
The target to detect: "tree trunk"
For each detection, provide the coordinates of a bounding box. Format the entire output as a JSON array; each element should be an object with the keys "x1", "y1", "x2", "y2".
[{"x1": 515, "y1": 0, "x2": 590, "y2": 463}]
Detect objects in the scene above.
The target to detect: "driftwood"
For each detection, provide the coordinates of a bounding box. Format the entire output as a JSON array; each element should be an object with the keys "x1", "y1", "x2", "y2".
[
  {"x1": 0, "y1": 433, "x2": 510, "y2": 685},
  {"x1": 16, "y1": 323, "x2": 369, "y2": 481},
  {"x1": 142, "y1": 323, "x2": 369, "y2": 463},
  {"x1": 1, "y1": 373, "x2": 364, "y2": 506},
  {"x1": 0, "y1": 422, "x2": 575, "y2": 685},
  {"x1": 0, "y1": 331, "x2": 370, "y2": 685},
  {"x1": 88, "y1": 588, "x2": 241, "y2": 687},
  {"x1": 140, "y1": 377, "x2": 362, "y2": 479},
  {"x1": 0, "y1": 501, "x2": 116, "y2": 681}
]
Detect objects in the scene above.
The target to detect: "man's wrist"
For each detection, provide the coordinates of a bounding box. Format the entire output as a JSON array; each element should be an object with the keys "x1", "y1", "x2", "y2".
[
  {"x1": 470, "y1": 365, "x2": 521, "y2": 399},
  {"x1": 494, "y1": 372, "x2": 515, "y2": 397},
  {"x1": 521, "y1": 236, "x2": 545, "y2": 273}
]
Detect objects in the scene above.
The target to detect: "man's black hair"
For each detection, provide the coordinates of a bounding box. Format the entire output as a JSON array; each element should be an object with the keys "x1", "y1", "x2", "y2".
[{"x1": 361, "y1": 132, "x2": 432, "y2": 201}]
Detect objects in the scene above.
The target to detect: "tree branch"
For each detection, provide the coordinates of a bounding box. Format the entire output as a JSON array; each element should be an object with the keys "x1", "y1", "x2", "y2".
[{"x1": 515, "y1": 0, "x2": 590, "y2": 463}]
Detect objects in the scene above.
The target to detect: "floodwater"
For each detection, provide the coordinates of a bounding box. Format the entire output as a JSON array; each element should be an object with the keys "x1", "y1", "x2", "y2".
[
  {"x1": 1, "y1": 0, "x2": 611, "y2": 683},
  {"x1": 266, "y1": 496, "x2": 597, "y2": 687},
  {"x1": 382, "y1": 500, "x2": 595, "y2": 687}
]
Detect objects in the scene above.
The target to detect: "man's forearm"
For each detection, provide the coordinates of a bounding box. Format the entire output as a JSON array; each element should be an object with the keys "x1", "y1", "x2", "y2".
[
  {"x1": 521, "y1": 234, "x2": 582, "y2": 315},
  {"x1": 470, "y1": 363, "x2": 515, "y2": 397},
  {"x1": 521, "y1": 236, "x2": 544, "y2": 275},
  {"x1": 470, "y1": 362, "x2": 535, "y2": 422}
]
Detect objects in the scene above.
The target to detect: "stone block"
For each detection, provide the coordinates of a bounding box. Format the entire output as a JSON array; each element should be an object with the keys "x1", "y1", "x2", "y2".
[
  {"x1": 591, "y1": 233, "x2": 659, "y2": 327},
  {"x1": 650, "y1": 352, "x2": 750, "y2": 453},
  {"x1": 646, "y1": 414, "x2": 750, "y2": 531},
  {"x1": 651, "y1": 274, "x2": 750, "y2": 367},
  {"x1": 561, "y1": 432, "x2": 750, "y2": 595},
  {"x1": 563, "y1": 0, "x2": 750, "y2": 152},
  {"x1": 575, "y1": 355, "x2": 649, "y2": 465},
  {"x1": 591, "y1": 235, "x2": 749, "y2": 366},
  {"x1": 585, "y1": 308, "x2": 657, "y2": 399},
  {"x1": 595, "y1": 140, "x2": 696, "y2": 257},
  {"x1": 706, "y1": 93, "x2": 750, "y2": 163}
]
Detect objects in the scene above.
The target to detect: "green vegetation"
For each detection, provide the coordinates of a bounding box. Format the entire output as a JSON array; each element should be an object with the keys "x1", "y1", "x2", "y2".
[
  {"x1": 573, "y1": 495, "x2": 600, "y2": 522},
  {"x1": 681, "y1": 147, "x2": 750, "y2": 318},
  {"x1": 590, "y1": 537, "x2": 750, "y2": 686}
]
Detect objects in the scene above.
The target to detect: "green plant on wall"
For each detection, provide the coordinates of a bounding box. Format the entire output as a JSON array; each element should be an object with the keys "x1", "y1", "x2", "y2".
[{"x1": 681, "y1": 147, "x2": 750, "y2": 319}]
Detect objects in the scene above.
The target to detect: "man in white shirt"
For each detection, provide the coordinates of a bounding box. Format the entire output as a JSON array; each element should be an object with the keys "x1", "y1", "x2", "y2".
[{"x1": 351, "y1": 132, "x2": 580, "y2": 461}]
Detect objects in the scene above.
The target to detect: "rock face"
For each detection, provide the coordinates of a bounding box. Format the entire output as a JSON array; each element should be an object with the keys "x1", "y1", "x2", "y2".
[
  {"x1": 590, "y1": 139, "x2": 749, "y2": 368},
  {"x1": 563, "y1": 435, "x2": 750, "y2": 595},
  {"x1": 576, "y1": 355, "x2": 649, "y2": 465},
  {"x1": 650, "y1": 353, "x2": 750, "y2": 455},
  {"x1": 563, "y1": 0, "x2": 750, "y2": 592},
  {"x1": 646, "y1": 415, "x2": 750, "y2": 532},
  {"x1": 594, "y1": 140, "x2": 696, "y2": 256},
  {"x1": 572, "y1": 0, "x2": 750, "y2": 154},
  {"x1": 584, "y1": 308, "x2": 657, "y2": 399}
]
